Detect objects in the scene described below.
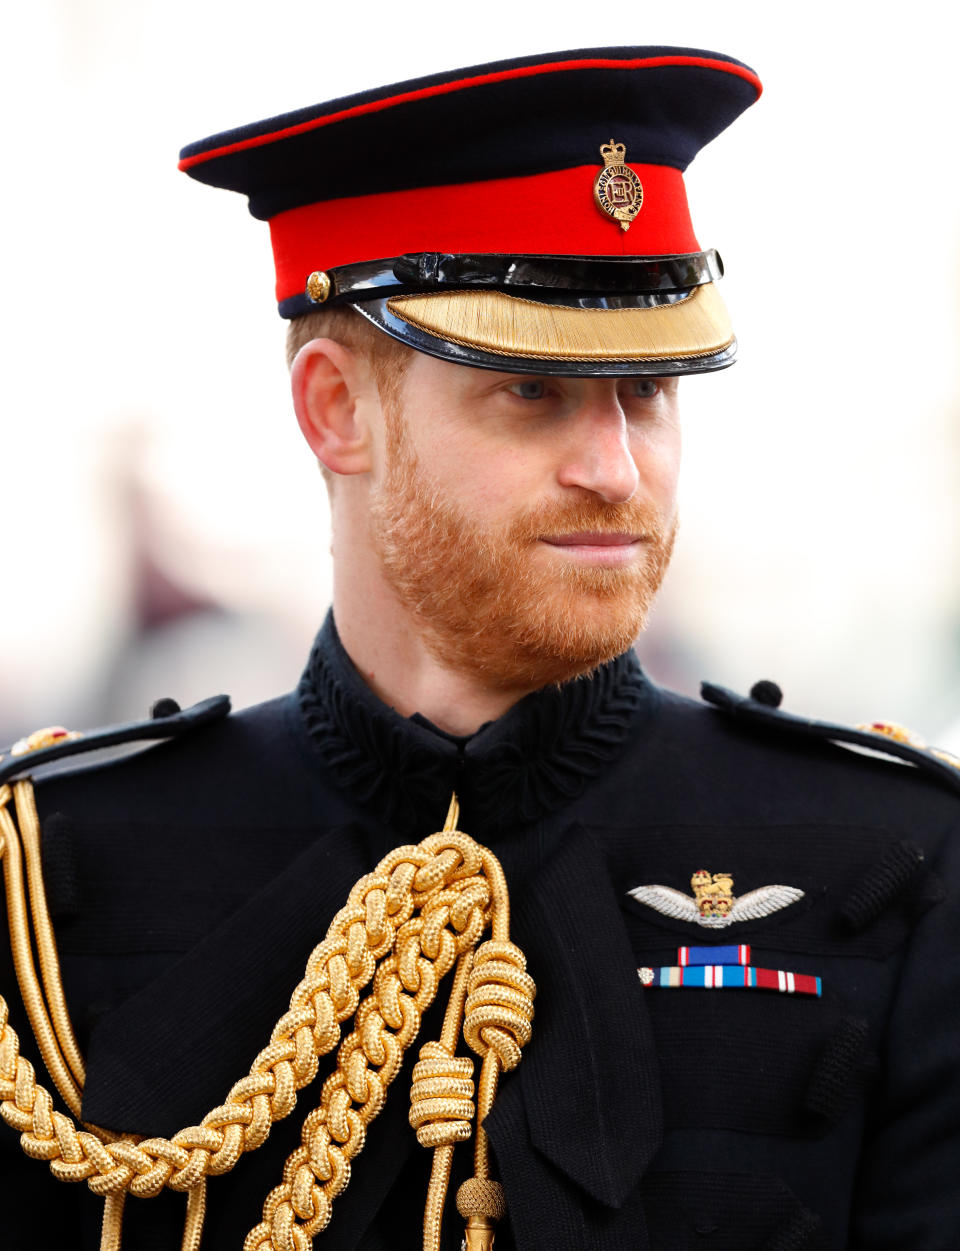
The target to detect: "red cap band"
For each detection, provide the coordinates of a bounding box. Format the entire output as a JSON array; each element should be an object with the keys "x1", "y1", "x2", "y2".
[{"x1": 269, "y1": 163, "x2": 698, "y2": 304}]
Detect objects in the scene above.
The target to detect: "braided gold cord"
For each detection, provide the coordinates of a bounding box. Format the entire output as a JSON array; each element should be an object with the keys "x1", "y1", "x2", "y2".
[
  {"x1": 99, "y1": 1178, "x2": 207, "y2": 1251},
  {"x1": 241, "y1": 834, "x2": 499, "y2": 1250},
  {"x1": 414, "y1": 953, "x2": 476, "y2": 1251},
  {"x1": 1, "y1": 783, "x2": 536, "y2": 1251},
  {"x1": 406, "y1": 791, "x2": 536, "y2": 1251},
  {"x1": 101, "y1": 1192, "x2": 127, "y2": 1251},
  {"x1": 13, "y1": 780, "x2": 86, "y2": 1089},
  {"x1": 0, "y1": 783, "x2": 83, "y2": 1117},
  {"x1": 184, "y1": 1178, "x2": 209, "y2": 1251}
]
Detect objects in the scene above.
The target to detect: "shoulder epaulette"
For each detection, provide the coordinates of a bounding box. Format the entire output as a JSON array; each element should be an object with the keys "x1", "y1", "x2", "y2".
[
  {"x1": 0, "y1": 695, "x2": 231, "y2": 786},
  {"x1": 701, "y1": 679, "x2": 960, "y2": 798}
]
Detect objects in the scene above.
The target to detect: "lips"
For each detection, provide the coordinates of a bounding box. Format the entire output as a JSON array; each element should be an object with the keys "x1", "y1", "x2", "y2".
[
  {"x1": 542, "y1": 532, "x2": 643, "y2": 547},
  {"x1": 538, "y1": 532, "x2": 648, "y2": 568}
]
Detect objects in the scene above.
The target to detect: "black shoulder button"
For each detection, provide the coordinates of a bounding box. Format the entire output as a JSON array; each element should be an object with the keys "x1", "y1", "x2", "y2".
[
  {"x1": 701, "y1": 680, "x2": 960, "y2": 798},
  {"x1": 151, "y1": 697, "x2": 182, "y2": 719},
  {"x1": 0, "y1": 694, "x2": 231, "y2": 786},
  {"x1": 749, "y1": 679, "x2": 782, "y2": 708}
]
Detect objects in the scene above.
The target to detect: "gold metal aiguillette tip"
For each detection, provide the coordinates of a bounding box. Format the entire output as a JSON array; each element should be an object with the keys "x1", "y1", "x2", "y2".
[
  {"x1": 463, "y1": 1216, "x2": 497, "y2": 1251},
  {"x1": 443, "y1": 792, "x2": 460, "y2": 832}
]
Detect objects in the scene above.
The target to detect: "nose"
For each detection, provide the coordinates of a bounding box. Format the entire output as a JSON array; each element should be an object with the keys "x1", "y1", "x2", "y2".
[{"x1": 554, "y1": 391, "x2": 640, "y2": 503}]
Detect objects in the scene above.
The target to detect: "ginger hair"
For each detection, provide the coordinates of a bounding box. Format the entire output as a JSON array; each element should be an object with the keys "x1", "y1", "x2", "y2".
[
  {"x1": 285, "y1": 305, "x2": 412, "y2": 492},
  {"x1": 285, "y1": 305, "x2": 411, "y2": 410}
]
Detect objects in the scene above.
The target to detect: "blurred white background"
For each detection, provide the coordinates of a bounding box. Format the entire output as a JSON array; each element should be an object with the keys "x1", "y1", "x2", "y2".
[{"x1": 1, "y1": 2, "x2": 958, "y2": 749}]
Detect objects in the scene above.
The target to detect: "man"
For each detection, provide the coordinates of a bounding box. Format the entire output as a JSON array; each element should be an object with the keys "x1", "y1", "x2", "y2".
[{"x1": 2, "y1": 45, "x2": 960, "y2": 1251}]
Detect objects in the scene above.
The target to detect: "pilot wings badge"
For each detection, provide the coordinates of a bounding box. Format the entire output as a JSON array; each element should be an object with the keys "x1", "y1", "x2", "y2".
[{"x1": 627, "y1": 870, "x2": 804, "y2": 929}]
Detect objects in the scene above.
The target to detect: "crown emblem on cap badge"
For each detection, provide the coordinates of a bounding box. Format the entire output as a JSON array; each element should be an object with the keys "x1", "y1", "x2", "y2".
[{"x1": 593, "y1": 139, "x2": 644, "y2": 231}]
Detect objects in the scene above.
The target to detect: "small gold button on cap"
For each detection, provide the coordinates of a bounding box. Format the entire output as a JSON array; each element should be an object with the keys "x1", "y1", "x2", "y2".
[{"x1": 306, "y1": 270, "x2": 331, "y2": 303}]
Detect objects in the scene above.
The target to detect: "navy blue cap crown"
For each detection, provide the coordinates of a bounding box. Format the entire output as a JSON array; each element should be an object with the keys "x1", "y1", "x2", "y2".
[{"x1": 180, "y1": 46, "x2": 760, "y2": 221}]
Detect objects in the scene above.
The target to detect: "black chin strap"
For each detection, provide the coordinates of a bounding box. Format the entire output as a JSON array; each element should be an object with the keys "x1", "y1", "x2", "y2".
[{"x1": 294, "y1": 248, "x2": 723, "y2": 309}]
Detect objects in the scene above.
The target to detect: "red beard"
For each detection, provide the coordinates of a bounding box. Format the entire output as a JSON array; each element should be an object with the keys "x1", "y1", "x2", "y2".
[{"x1": 369, "y1": 414, "x2": 676, "y2": 690}]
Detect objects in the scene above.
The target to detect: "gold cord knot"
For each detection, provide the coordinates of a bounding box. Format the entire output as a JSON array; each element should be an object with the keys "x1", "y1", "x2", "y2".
[
  {"x1": 456, "y1": 1177, "x2": 506, "y2": 1251},
  {"x1": 463, "y1": 941, "x2": 535, "y2": 1072},
  {"x1": 408, "y1": 1041, "x2": 475, "y2": 1148},
  {"x1": 456, "y1": 1176, "x2": 506, "y2": 1222},
  {"x1": 1, "y1": 786, "x2": 534, "y2": 1251}
]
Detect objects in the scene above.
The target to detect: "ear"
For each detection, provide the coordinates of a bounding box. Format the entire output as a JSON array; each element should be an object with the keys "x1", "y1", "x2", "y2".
[{"x1": 290, "y1": 338, "x2": 376, "y2": 476}]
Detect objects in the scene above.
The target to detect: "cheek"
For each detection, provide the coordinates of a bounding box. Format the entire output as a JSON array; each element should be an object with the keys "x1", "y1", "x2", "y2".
[
  {"x1": 422, "y1": 429, "x2": 539, "y2": 519},
  {"x1": 631, "y1": 423, "x2": 682, "y2": 506},
  {"x1": 469, "y1": 445, "x2": 548, "y2": 514}
]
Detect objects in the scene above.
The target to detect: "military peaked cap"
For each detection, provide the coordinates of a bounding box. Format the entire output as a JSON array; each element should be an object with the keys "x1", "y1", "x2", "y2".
[{"x1": 180, "y1": 46, "x2": 762, "y2": 375}]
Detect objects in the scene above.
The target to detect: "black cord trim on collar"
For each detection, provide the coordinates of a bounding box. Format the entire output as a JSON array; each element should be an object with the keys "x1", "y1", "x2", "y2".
[
  {"x1": 297, "y1": 615, "x2": 650, "y2": 835},
  {"x1": 465, "y1": 660, "x2": 646, "y2": 829}
]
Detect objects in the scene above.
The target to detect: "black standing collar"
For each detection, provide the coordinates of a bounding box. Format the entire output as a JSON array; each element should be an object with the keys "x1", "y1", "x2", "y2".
[{"x1": 296, "y1": 612, "x2": 655, "y2": 837}]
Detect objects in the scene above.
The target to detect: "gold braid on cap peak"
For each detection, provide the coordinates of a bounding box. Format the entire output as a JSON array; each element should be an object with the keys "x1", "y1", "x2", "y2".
[{"x1": 0, "y1": 777, "x2": 535, "y2": 1251}]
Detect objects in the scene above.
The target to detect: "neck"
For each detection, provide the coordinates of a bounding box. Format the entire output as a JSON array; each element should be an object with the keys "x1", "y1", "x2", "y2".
[
  {"x1": 334, "y1": 577, "x2": 535, "y2": 738},
  {"x1": 331, "y1": 514, "x2": 537, "y2": 738}
]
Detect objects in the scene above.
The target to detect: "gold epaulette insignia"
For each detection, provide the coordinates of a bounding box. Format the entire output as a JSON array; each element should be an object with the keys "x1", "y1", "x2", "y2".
[
  {"x1": 10, "y1": 725, "x2": 82, "y2": 757},
  {"x1": 859, "y1": 721, "x2": 960, "y2": 771},
  {"x1": 1, "y1": 698, "x2": 230, "y2": 782}
]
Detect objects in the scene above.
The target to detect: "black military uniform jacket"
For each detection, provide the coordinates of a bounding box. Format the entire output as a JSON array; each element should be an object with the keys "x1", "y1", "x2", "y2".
[{"x1": 2, "y1": 614, "x2": 960, "y2": 1250}]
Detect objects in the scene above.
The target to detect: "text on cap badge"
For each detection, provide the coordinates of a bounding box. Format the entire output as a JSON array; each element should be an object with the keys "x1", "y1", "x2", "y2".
[{"x1": 593, "y1": 140, "x2": 644, "y2": 231}]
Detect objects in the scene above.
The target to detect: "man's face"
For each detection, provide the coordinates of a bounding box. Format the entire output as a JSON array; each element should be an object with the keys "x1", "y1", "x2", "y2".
[{"x1": 367, "y1": 351, "x2": 681, "y2": 690}]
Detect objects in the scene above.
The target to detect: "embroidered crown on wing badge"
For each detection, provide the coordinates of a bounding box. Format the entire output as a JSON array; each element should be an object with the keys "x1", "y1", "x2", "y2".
[{"x1": 627, "y1": 870, "x2": 804, "y2": 929}]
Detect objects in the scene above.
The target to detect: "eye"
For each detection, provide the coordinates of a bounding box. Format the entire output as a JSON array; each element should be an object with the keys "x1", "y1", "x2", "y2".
[
  {"x1": 628, "y1": 378, "x2": 660, "y2": 399},
  {"x1": 508, "y1": 379, "x2": 548, "y2": 400}
]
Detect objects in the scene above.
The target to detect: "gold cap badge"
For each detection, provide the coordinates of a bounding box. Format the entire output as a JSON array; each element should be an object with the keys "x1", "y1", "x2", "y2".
[{"x1": 593, "y1": 140, "x2": 643, "y2": 231}]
